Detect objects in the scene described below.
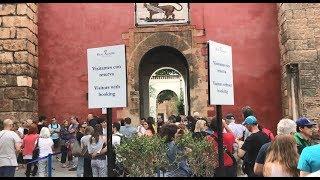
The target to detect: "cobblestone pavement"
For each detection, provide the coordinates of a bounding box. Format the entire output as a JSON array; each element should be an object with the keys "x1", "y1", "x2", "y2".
[{"x1": 15, "y1": 156, "x2": 77, "y2": 177}]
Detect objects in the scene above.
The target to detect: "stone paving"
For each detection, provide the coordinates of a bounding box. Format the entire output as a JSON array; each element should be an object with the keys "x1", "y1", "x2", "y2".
[{"x1": 15, "y1": 156, "x2": 77, "y2": 177}]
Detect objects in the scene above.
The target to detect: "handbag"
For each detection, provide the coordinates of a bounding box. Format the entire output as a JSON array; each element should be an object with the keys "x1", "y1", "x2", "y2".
[
  {"x1": 32, "y1": 139, "x2": 40, "y2": 159},
  {"x1": 71, "y1": 141, "x2": 82, "y2": 157}
]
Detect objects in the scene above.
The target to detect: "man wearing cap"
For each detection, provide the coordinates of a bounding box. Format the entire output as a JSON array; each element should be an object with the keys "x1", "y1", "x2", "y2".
[
  {"x1": 294, "y1": 117, "x2": 317, "y2": 154},
  {"x1": 237, "y1": 116, "x2": 270, "y2": 177},
  {"x1": 225, "y1": 113, "x2": 248, "y2": 141}
]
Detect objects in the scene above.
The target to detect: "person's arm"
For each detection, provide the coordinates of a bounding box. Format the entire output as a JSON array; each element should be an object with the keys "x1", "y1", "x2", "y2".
[
  {"x1": 13, "y1": 132, "x2": 22, "y2": 152},
  {"x1": 237, "y1": 148, "x2": 246, "y2": 159},
  {"x1": 222, "y1": 119, "x2": 232, "y2": 133},
  {"x1": 254, "y1": 163, "x2": 264, "y2": 176},
  {"x1": 238, "y1": 136, "x2": 251, "y2": 159},
  {"x1": 254, "y1": 143, "x2": 268, "y2": 176},
  {"x1": 297, "y1": 148, "x2": 311, "y2": 177},
  {"x1": 262, "y1": 162, "x2": 271, "y2": 177},
  {"x1": 300, "y1": 171, "x2": 311, "y2": 177}
]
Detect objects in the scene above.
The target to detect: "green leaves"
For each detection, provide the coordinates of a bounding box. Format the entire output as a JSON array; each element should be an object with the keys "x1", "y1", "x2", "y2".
[
  {"x1": 116, "y1": 133, "x2": 218, "y2": 177},
  {"x1": 116, "y1": 135, "x2": 169, "y2": 177},
  {"x1": 175, "y1": 133, "x2": 218, "y2": 177}
]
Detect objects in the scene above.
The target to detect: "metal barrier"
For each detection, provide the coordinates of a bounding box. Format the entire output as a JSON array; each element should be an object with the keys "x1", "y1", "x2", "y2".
[{"x1": 26, "y1": 152, "x2": 62, "y2": 177}]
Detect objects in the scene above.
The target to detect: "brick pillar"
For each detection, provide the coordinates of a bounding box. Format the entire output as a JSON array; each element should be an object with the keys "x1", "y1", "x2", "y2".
[
  {"x1": 278, "y1": 3, "x2": 320, "y2": 122},
  {"x1": 0, "y1": 3, "x2": 38, "y2": 122}
]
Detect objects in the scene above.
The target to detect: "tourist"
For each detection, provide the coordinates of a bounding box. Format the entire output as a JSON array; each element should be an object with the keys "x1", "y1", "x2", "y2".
[
  {"x1": 294, "y1": 117, "x2": 317, "y2": 154},
  {"x1": 119, "y1": 117, "x2": 137, "y2": 138},
  {"x1": 60, "y1": 120, "x2": 73, "y2": 168},
  {"x1": 254, "y1": 118, "x2": 296, "y2": 176},
  {"x1": 186, "y1": 115, "x2": 197, "y2": 133},
  {"x1": 237, "y1": 115, "x2": 270, "y2": 177},
  {"x1": 88, "y1": 114, "x2": 99, "y2": 127},
  {"x1": 258, "y1": 124, "x2": 275, "y2": 141},
  {"x1": 143, "y1": 117, "x2": 156, "y2": 137},
  {"x1": 37, "y1": 115, "x2": 47, "y2": 133},
  {"x1": 0, "y1": 119, "x2": 22, "y2": 177},
  {"x1": 192, "y1": 119, "x2": 209, "y2": 139},
  {"x1": 68, "y1": 116, "x2": 79, "y2": 169},
  {"x1": 168, "y1": 115, "x2": 176, "y2": 124},
  {"x1": 112, "y1": 122, "x2": 124, "y2": 146},
  {"x1": 225, "y1": 113, "x2": 248, "y2": 140},
  {"x1": 48, "y1": 117, "x2": 61, "y2": 154},
  {"x1": 101, "y1": 120, "x2": 107, "y2": 136},
  {"x1": 207, "y1": 117, "x2": 237, "y2": 177},
  {"x1": 263, "y1": 135, "x2": 299, "y2": 177},
  {"x1": 81, "y1": 126, "x2": 94, "y2": 177},
  {"x1": 74, "y1": 122, "x2": 86, "y2": 176},
  {"x1": 298, "y1": 144, "x2": 320, "y2": 176},
  {"x1": 13, "y1": 121, "x2": 24, "y2": 170},
  {"x1": 88, "y1": 124, "x2": 107, "y2": 177},
  {"x1": 37, "y1": 127, "x2": 54, "y2": 177},
  {"x1": 22, "y1": 124, "x2": 39, "y2": 177},
  {"x1": 159, "y1": 123, "x2": 192, "y2": 177},
  {"x1": 137, "y1": 118, "x2": 146, "y2": 136}
]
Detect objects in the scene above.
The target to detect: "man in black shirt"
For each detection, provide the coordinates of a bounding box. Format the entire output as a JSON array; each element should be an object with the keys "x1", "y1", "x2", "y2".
[{"x1": 237, "y1": 115, "x2": 270, "y2": 177}]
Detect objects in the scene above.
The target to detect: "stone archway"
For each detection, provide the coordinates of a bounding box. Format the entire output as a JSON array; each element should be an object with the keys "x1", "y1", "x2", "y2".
[
  {"x1": 119, "y1": 26, "x2": 208, "y2": 125},
  {"x1": 139, "y1": 46, "x2": 189, "y2": 119}
]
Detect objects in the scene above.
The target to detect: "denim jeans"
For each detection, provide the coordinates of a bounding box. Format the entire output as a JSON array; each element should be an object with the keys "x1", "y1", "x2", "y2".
[
  {"x1": 38, "y1": 159, "x2": 48, "y2": 177},
  {"x1": 0, "y1": 166, "x2": 16, "y2": 177},
  {"x1": 91, "y1": 159, "x2": 107, "y2": 177},
  {"x1": 76, "y1": 157, "x2": 84, "y2": 177}
]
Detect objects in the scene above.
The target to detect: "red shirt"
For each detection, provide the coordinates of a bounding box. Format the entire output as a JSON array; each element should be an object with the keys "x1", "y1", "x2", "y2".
[
  {"x1": 22, "y1": 134, "x2": 39, "y2": 156},
  {"x1": 207, "y1": 132, "x2": 235, "y2": 167}
]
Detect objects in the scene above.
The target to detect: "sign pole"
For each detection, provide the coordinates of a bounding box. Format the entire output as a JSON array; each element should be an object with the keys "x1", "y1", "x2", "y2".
[
  {"x1": 215, "y1": 105, "x2": 225, "y2": 177},
  {"x1": 107, "y1": 108, "x2": 114, "y2": 177}
]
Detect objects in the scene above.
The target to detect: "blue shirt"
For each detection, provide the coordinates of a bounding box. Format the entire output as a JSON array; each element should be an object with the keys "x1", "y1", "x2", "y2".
[
  {"x1": 119, "y1": 125, "x2": 137, "y2": 138},
  {"x1": 298, "y1": 144, "x2": 320, "y2": 173}
]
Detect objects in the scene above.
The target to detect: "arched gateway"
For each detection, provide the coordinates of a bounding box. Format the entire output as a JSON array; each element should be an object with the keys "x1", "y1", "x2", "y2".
[{"x1": 119, "y1": 26, "x2": 209, "y2": 125}]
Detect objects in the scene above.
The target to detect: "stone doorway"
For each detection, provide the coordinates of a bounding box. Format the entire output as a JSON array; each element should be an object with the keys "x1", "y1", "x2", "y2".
[{"x1": 139, "y1": 46, "x2": 190, "y2": 119}]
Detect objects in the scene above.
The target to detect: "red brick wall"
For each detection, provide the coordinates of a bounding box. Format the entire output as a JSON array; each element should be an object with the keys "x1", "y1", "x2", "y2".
[{"x1": 38, "y1": 3, "x2": 281, "y2": 132}]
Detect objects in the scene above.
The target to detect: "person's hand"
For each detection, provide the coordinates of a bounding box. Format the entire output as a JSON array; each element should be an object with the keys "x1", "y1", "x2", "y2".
[{"x1": 222, "y1": 119, "x2": 227, "y2": 128}]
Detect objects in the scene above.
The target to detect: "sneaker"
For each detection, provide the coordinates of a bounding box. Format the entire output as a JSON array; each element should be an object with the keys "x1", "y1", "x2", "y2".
[{"x1": 61, "y1": 164, "x2": 67, "y2": 168}]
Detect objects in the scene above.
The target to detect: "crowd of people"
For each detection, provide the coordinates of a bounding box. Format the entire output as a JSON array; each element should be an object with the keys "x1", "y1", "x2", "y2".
[{"x1": 0, "y1": 105, "x2": 319, "y2": 177}]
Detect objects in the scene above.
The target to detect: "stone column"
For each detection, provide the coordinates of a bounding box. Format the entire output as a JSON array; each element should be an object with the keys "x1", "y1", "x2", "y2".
[
  {"x1": 0, "y1": 3, "x2": 38, "y2": 122},
  {"x1": 278, "y1": 3, "x2": 320, "y2": 121}
]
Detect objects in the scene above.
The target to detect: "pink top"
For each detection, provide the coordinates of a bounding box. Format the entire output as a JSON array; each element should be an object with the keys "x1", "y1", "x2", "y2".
[{"x1": 22, "y1": 134, "x2": 39, "y2": 156}]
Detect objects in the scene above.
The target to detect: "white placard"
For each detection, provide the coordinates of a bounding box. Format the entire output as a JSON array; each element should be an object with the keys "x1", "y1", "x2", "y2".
[
  {"x1": 87, "y1": 44, "x2": 127, "y2": 108},
  {"x1": 208, "y1": 40, "x2": 234, "y2": 105}
]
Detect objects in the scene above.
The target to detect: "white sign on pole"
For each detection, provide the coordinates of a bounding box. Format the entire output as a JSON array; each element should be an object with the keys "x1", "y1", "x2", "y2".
[
  {"x1": 87, "y1": 44, "x2": 127, "y2": 108},
  {"x1": 208, "y1": 40, "x2": 234, "y2": 105}
]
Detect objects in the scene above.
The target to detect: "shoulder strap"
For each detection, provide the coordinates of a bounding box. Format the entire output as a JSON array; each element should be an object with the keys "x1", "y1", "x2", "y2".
[{"x1": 211, "y1": 134, "x2": 235, "y2": 160}]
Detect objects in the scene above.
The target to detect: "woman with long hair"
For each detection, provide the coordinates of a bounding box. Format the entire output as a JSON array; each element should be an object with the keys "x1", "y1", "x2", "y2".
[
  {"x1": 88, "y1": 124, "x2": 107, "y2": 177},
  {"x1": 159, "y1": 123, "x2": 192, "y2": 177},
  {"x1": 22, "y1": 124, "x2": 39, "y2": 177},
  {"x1": 263, "y1": 135, "x2": 299, "y2": 177},
  {"x1": 143, "y1": 117, "x2": 155, "y2": 136}
]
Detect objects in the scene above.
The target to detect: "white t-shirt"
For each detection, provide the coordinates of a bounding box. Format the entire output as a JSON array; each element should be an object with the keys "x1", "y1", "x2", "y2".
[
  {"x1": 112, "y1": 132, "x2": 123, "y2": 147},
  {"x1": 0, "y1": 130, "x2": 22, "y2": 167},
  {"x1": 38, "y1": 138, "x2": 54, "y2": 158}
]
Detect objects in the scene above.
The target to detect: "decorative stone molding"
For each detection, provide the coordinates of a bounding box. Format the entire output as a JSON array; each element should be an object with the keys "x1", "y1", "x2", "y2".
[{"x1": 120, "y1": 25, "x2": 208, "y2": 124}]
